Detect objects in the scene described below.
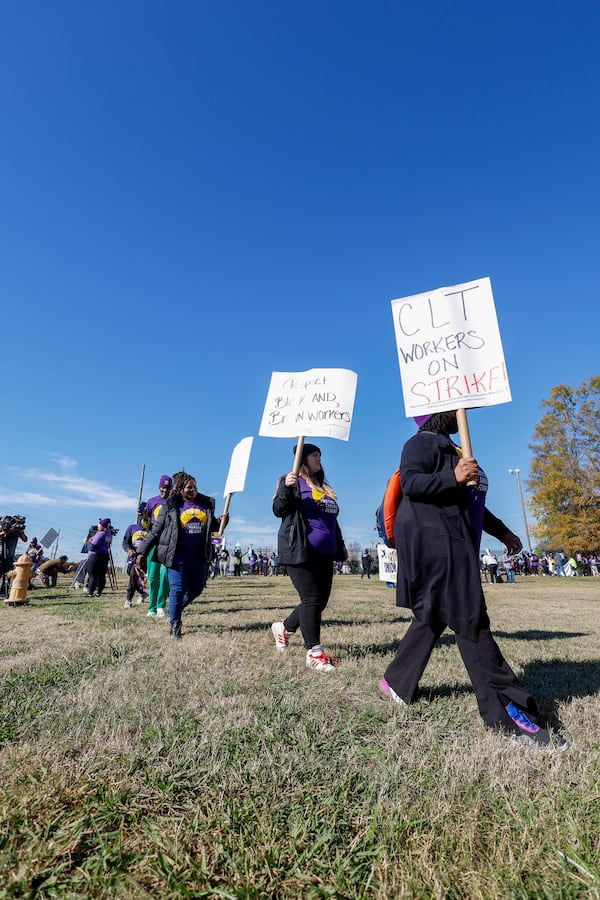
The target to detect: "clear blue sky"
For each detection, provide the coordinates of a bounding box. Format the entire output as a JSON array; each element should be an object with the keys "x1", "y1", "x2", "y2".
[{"x1": 1, "y1": 1, "x2": 599, "y2": 562}]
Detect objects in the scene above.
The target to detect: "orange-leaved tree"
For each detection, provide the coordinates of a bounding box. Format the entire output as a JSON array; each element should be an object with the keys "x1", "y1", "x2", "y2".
[{"x1": 528, "y1": 376, "x2": 600, "y2": 551}]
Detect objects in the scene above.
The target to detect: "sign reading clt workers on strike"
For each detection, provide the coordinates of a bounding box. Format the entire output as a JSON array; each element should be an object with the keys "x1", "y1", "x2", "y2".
[
  {"x1": 258, "y1": 368, "x2": 358, "y2": 441},
  {"x1": 391, "y1": 277, "x2": 511, "y2": 418}
]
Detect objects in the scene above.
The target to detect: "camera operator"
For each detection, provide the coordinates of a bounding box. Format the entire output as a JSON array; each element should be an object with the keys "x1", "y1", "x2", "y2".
[
  {"x1": 85, "y1": 518, "x2": 114, "y2": 597},
  {"x1": 0, "y1": 515, "x2": 28, "y2": 596}
]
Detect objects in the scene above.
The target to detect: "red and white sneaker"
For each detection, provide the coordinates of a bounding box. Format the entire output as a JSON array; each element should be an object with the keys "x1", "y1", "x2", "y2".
[
  {"x1": 271, "y1": 621, "x2": 289, "y2": 651},
  {"x1": 306, "y1": 646, "x2": 340, "y2": 672}
]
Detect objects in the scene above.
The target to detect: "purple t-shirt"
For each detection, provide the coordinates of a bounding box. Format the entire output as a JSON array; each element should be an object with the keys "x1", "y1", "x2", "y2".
[
  {"x1": 298, "y1": 477, "x2": 340, "y2": 556},
  {"x1": 175, "y1": 497, "x2": 208, "y2": 565},
  {"x1": 123, "y1": 523, "x2": 149, "y2": 553},
  {"x1": 146, "y1": 494, "x2": 166, "y2": 524},
  {"x1": 88, "y1": 531, "x2": 113, "y2": 555},
  {"x1": 466, "y1": 468, "x2": 489, "y2": 549},
  {"x1": 449, "y1": 440, "x2": 488, "y2": 549}
]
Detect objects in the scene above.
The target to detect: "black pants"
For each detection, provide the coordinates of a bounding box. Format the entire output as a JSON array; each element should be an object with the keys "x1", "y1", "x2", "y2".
[
  {"x1": 384, "y1": 618, "x2": 539, "y2": 733},
  {"x1": 126, "y1": 565, "x2": 146, "y2": 602},
  {"x1": 87, "y1": 553, "x2": 109, "y2": 596},
  {"x1": 285, "y1": 552, "x2": 333, "y2": 649}
]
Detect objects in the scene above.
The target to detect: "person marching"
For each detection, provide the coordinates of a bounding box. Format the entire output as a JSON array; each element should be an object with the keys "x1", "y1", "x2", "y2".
[
  {"x1": 137, "y1": 470, "x2": 229, "y2": 639},
  {"x1": 232, "y1": 543, "x2": 245, "y2": 576},
  {"x1": 121, "y1": 513, "x2": 151, "y2": 608},
  {"x1": 143, "y1": 475, "x2": 173, "y2": 619},
  {"x1": 271, "y1": 443, "x2": 347, "y2": 672},
  {"x1": 378, "y1": 411, "x2": 565, "y2": 749}
]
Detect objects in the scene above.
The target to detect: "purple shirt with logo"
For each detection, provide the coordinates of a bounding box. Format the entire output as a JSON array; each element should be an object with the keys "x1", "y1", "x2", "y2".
[
  {"x1": 175, "y1": 498, "x2": 208, "y2": 564},
  {"x1": 123, "y1": 523, "x2": 149, "y2": 553},
  {"x1": 146, "y1": 494, "x2": 166, "y2": 523},
  {"x1": 298, "y1": 477, "x2": 340, "y2": 556}
]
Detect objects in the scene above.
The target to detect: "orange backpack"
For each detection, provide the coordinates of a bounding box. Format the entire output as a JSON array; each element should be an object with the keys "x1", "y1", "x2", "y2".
[{"x1": 374, "y1": 469, "x2": 403, "y2": 548}]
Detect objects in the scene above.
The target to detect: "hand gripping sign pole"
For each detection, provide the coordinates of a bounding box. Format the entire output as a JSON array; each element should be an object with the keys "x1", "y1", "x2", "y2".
[
  {"x1": 455, "y1": 408, "x2": 476, "y2": 484},
  {"x1": 216, "y1": 437, "x2": 254, "y2": 537},
  {"x1": 391, "y1": 277, "x2": 511, "y2": 480},
  {"x1": 292, "y1": 437, "x2": 305, "y2": 476}
]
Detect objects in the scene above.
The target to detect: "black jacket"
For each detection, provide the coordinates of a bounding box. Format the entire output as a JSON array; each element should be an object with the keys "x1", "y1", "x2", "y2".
[
  {"x1": 138, "y1": 492, "x2": 221, "y2": 567},
  {"x1": 395, "y1": 430, "x2": 510, "y2": 640},
  {"x1": 273, "y1": 476, "x2": 346, "y2": 566}
]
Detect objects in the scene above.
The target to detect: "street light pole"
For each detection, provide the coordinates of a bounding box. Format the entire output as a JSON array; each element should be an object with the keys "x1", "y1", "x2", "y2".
[{"x1": 508, "y1": 468, "x2": 532, "y2": 551}]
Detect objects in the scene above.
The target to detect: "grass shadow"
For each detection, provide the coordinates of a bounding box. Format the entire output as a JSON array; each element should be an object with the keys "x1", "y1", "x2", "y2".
[
  {"x1": 495, "y1": 629, "x2": 588, "y2": 641},
  {"x1": 521, "y1": 657, "x2": 600, "y2": 703}
]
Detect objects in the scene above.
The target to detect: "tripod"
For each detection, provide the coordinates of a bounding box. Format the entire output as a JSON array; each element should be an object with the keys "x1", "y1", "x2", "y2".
[{"x1": 107, "y1": 548, "x2": 118, "y2": 591}]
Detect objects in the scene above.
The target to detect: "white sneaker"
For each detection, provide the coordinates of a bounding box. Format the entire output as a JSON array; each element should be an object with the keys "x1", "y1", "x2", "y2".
[
  {"x1": 378, "y1": 677, "x2": 407, "y2": 706},
  {"x1": 147, "y1": 610, "x2": 156, "y2": 617},
  {"x1": 306, "y1": 646, "x2": 340, "y2": 672},
  {"x1": 136, "y1": 596, "x2": 144, "y2": 605},
  {"x1": 156, "y1": 608, "x2": 166, "y2": 619},
  {"x1": 271, "y1": 621, "x2": 289, "y2": 651},
  {"x1": 124, "y1": 600, "x2": 132, "y2": 609}
]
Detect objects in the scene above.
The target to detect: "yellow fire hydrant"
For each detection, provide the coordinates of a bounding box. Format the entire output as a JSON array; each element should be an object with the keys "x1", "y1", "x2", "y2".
[{"x1": 5, "y1": 553, "x2": 34, "y2": 605}]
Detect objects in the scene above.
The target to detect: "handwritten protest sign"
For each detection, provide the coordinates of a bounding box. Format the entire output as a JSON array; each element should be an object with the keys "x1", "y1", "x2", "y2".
[
  {"x1": 377, "y1": 543, "x2": 397, "y2": 584},
  {"x1": 391, "y1": 277, "x2": 511, "y2": 418},
  {"x1": 258, "y1": 368, "x2": 358, "y2": 441},
  {"x1": 223, "y1": 436, "x2": 253, "y2": 497}
]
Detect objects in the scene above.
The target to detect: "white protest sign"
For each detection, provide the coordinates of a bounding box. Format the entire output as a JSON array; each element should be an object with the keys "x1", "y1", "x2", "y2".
[
  {"x1": 223, "y1": 436, "x2": 253, "y2": 497},
  {"x1": 391, "y1": 277, "x2": 511, "y2": 418},
  {"x1": 377, "y1": 543, "x2": 397, "y2": 583},
  {"x1": 258, "y1": 368, "x2": 358, "y2": 441}
]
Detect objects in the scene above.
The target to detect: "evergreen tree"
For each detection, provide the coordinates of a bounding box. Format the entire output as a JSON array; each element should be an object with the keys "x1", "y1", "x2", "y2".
[{"x1": 528, "y1": 376, "x2": 600, "y2": 551}]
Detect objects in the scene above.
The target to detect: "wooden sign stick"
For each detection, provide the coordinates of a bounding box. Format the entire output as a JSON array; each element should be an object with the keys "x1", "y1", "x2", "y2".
[
  {"x1": 292, "y1": 437, "x2": 305, "y2": 476},
  {"x1": 456, "y1": 408, "x2": 477, "y2": 486},
  {"x1": 217, "y1": 493, "x2": 233, "y2": 537},
  {"x1": 136, "y1": 463, "x2": 145, "y2": 523}
]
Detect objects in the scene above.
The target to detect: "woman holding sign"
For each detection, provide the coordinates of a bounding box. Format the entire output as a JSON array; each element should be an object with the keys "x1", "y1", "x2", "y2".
[
  {"x1": 271, "y1": 443, "x2": 347, "y2": 672},
  {"x1": 137, "y1": 470, "x2": 228, "y2": 639},
  {"x1": 378, "y1": 411, "x2": 565, "y2": 749}
]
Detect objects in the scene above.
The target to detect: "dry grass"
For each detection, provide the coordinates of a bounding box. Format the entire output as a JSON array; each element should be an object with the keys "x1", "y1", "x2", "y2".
[{"x1": 0, "y1": 573, "x2": 599, "y2": 898}]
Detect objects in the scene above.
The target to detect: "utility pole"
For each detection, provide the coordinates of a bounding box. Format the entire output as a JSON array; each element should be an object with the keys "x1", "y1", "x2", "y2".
[{"x1": 508, "y1": 468, "x2": 532, "y2": 551}]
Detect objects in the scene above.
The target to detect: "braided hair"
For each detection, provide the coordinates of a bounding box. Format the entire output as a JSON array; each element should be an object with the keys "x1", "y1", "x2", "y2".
[
  {"x1": 171, "y1": 470, "x2": 196, "y2": 494},
  {"x1": 418, "y1": 411, "x2": 457, "y2": 436}
]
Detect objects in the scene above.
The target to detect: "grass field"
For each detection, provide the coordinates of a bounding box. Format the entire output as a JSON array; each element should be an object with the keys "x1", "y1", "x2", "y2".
[{"x1": 1, "y1": 572, "x2": 599, "y2": 898}]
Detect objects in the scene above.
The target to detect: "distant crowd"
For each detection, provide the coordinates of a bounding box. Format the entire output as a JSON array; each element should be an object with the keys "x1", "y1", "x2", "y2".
[{"x1": 480, "y1": 549, "x2": 599, "y2": 583}]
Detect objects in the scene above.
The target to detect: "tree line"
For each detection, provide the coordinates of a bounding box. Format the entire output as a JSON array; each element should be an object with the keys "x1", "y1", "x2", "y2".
[{"x1": 528, "y1": 375, "x2": 600, "y2": 551}]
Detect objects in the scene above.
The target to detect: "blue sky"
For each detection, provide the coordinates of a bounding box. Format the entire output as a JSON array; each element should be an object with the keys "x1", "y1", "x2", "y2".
[{"x1": 1, "y1": 1, "x2": 599, "y2": 563}]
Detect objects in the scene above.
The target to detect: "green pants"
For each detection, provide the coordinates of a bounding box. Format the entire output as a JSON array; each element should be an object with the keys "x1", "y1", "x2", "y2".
[{"x1": 147, "y1": 546, "x2": 169, "y2": 612}]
